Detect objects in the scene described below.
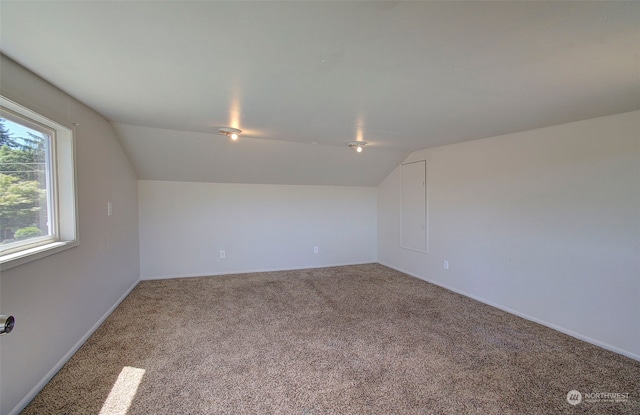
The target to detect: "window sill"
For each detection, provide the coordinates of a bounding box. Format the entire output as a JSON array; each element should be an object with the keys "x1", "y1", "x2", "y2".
[{"x1": 0, "y1": 240, "x2": 78, "y2": 271}]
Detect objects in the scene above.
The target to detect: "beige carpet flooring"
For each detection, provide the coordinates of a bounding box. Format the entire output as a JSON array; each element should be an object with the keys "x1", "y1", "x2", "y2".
[{"x1": 22, "y1": 264, "x2": 639, "y2": 414}]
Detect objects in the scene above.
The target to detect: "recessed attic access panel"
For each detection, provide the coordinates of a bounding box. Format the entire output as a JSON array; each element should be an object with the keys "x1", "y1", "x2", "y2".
[{"x1": 401, "y1": 160, "x2": 427, "y2": 253}]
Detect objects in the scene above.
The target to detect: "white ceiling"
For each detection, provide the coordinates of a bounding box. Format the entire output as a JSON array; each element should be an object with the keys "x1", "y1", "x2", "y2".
[{"x1": 1, "y1": 1, "x2": 638, "y2": 186}]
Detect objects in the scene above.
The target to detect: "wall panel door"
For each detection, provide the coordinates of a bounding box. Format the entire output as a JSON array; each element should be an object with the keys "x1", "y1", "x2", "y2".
[{"x1": 401, "y1": 160, "x2": 427, "y2": 252}]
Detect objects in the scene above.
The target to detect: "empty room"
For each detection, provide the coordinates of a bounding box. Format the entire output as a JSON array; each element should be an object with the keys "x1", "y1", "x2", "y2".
[{"x1": 0, "y1": 1, "x2": 639, "y2": 414}]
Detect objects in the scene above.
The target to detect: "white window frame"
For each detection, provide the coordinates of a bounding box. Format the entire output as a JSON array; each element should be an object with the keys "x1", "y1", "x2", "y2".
[
  {"x1": 0, "y1": 109, "x2": 57, "y2": 252},
  {"x1": 0, "y1": 96, "x2": 78, "y2": 270}
]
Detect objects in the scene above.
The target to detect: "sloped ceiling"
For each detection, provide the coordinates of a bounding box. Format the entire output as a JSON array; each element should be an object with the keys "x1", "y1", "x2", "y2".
[{"x1": 1, "y1": 1, "x2": 638, "y2": 186}]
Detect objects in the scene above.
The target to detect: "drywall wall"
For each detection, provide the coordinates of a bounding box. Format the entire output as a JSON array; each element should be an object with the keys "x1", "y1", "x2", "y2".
[
  {"x1": 0, "y1": 55, "x2": 140, "y2": 415},
  {"x1": 139, "y1": 181, "x2": 377, "y2": 279},
  {"x1": 378, "y1": 110, "x2": 640, "y2": 360}
]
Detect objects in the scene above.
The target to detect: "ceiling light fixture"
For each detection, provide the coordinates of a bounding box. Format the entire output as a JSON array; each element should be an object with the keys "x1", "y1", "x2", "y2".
[
  {"x1": 219, "y1": 127, "x2": 242, "y2": 141},
  {"x1": 348, "y1": 141, "x2": 367, "y2": 153}
]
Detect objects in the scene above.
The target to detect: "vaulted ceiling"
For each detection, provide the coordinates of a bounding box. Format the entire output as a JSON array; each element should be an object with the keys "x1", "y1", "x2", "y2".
[{"x1": 1, "y1": 1, "x2": 638, "y2": 186}]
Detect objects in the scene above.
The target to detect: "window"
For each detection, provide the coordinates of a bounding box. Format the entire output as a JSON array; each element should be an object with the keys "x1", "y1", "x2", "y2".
[{"x1": 0, "y1": 96, "x2": 78, "y2": 270}]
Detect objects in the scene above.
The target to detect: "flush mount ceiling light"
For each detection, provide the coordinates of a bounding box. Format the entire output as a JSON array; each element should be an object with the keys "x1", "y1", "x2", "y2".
[
  {"x1": 219, "y1": 127, "x2": 242, "y2": 141},
  {"x1": 348, "y1": 141, "x2": 367, "y2": 153}
]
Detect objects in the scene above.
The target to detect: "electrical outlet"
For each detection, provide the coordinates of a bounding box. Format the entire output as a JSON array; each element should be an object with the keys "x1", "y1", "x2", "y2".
[
  {"x1": 314, "y1": 246, "x2": 319, "y2": 254},
  {"x1": 220, "y1": 250, "x2": 225, "y2": 259},
  {"x1": 444, "y1": 260, "x2": 449, "y2": 270}
]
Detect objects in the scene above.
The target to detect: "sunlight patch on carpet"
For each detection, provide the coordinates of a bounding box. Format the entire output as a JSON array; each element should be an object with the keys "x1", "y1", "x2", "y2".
[{"x1": 99, "y1": 366, "x2": 145, "y2": 415}]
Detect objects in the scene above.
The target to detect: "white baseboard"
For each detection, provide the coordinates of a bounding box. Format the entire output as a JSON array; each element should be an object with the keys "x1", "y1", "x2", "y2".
[
  {"x1": 377, "y1": 261, "x2": 640, "y2": 362},
  {"x1": 141, "y1": 261, "x2": 376, "y2": 281},
  {"x1": 13, "y1": 260, "x2": 635, "y2": 415},
  {"x1": 9, "y1": 279, "x2": 140, "y2": 415}
]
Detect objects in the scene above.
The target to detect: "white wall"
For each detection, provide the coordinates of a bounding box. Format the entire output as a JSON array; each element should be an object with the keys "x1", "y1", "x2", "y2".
[
  {"x1": 0, "y1": 56, "x2": 140, "y2": 415},
  {"x1": 139, "y1": 181, "x2": 377, "y2": 279},
  {"x1": 378, "y1": 110, "x2": 640, "y2": 360}
]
